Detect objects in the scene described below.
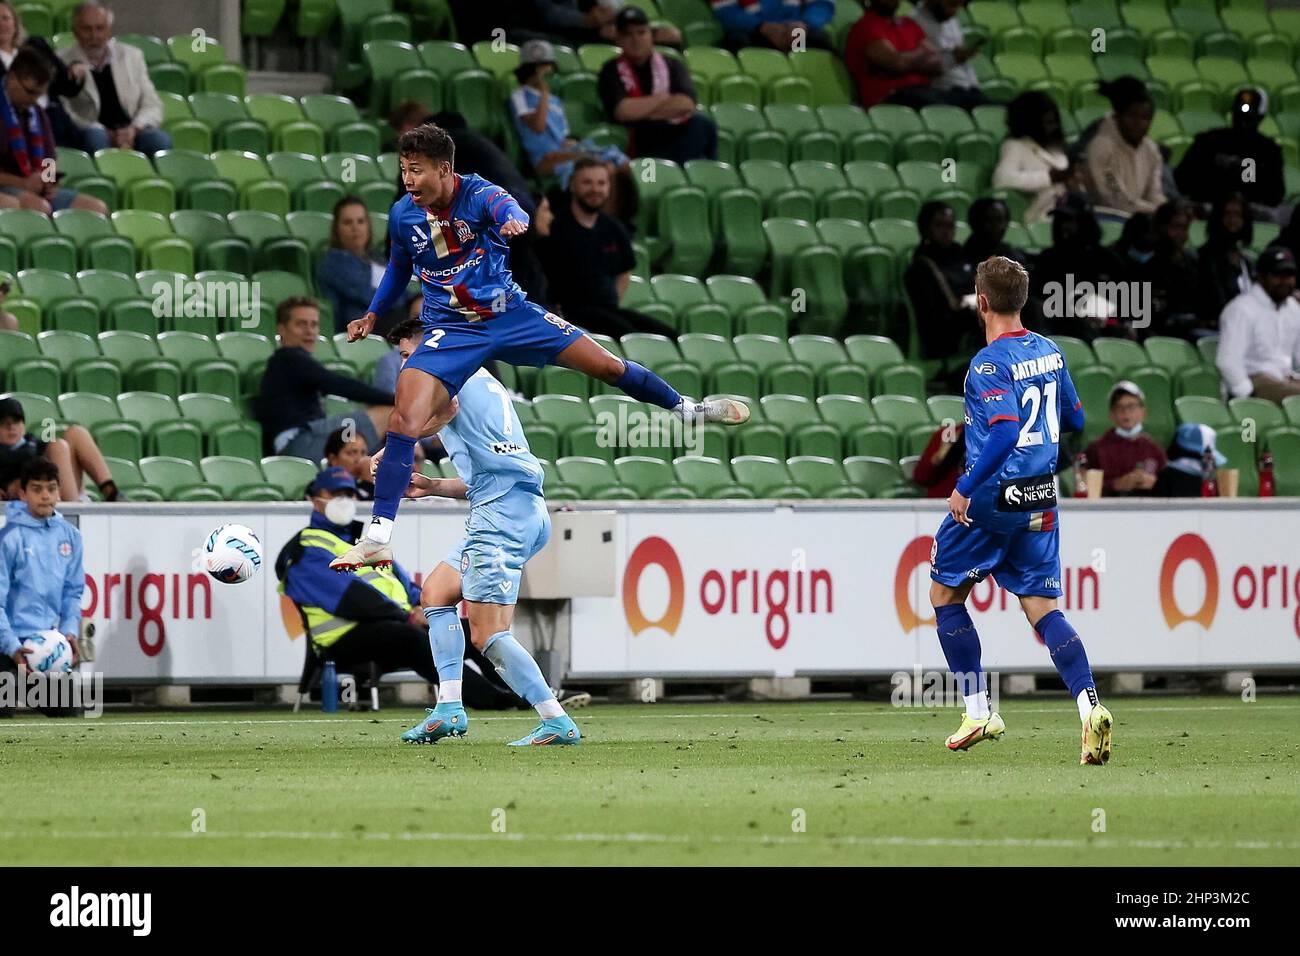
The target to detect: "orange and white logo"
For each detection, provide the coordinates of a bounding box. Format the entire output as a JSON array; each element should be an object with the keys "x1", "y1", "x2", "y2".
[
  {"x1": 1159, "y1": 533, "x2": 1218, "y2": 630},
  {"x1": 622, "y1": 536, "x2": 684, "y2": 637}
]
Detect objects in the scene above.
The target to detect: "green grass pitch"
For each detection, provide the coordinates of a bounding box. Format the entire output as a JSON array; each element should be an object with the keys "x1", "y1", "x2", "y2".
[{"x1": 1, "y1": 697, "x2": 1297, "y2": 865}]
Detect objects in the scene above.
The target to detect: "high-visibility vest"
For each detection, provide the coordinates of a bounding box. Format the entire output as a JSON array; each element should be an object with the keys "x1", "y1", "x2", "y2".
[{"x1": 282, "y1": 527, "x2": 412, "y2": 648}]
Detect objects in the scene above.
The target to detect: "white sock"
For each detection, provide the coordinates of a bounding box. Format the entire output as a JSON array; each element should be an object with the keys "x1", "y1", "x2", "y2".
[
  {"x1": 964, "y1": 692, "x2": 990, "y2": 720},
  {"x1": 536, "y1": 698, "x2": 564, "y2": 719},
  {"x1": 365, "y1": 516, "x2": 393, "y2": 545},
  {"x1": 437, "y1": 679, "x2": 462, "y2": 704},
  {"x1": 1077, "y1": 688, "x2": 1098, "y2": 723}
]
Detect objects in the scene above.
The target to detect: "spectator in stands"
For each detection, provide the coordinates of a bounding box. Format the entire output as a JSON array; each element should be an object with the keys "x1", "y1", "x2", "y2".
[
  {"x1": 992, "y1": 91, "x2": 1076, "y2": 223},
  {"x1": 324, "y1": 426, "x2": 374, "y2": 501},
  {"x1": 598, "y1": 7, "x2": 716, "y2": 164},
  {"x1": 317, "y1": 197, "x2": 389, "y2": 336},
  {"x1": 538, "y1": 156, "x2": 677, "y2": 339},
  {"x1": 511, "y1": 39, "x2": 635, "y2": 224},
  {"x1": 0, "y1": 2, "x2": 84, "y2": 150},
  {"x1": 908, "y1": 0, "x2": 987, "y2": 109},
  {"x1": 844, "y1": 0, "x2": 952, "y2": 109},
  {"x1": 389, "y1": 101, "x2": 549, "y2": 304},
  {"x1": 904, "y1": 201, "x2": 979, "y2": 369},
  {"x1": 1152, "y1": 423, "x2": 1225, "y2": 497},
  {"x1": 255, "y1": 296, "x2": 395, "y2": 461},
  {"x1": 1216, "y1": 245, "x2": 1300, "y2": 404},
  {"x1": 1084, "y1": 381, "x2": 1165, "y2": 496},
  {"x1": 0, "y1": 48, "x2": 106, "y2": 214},
  {"x1": 963, "y1": 197, "x2": 1030, "y2": 268},
  {"x1": 1274, "y1": 205, "x2": 1300, "y2": 265},
  {"x1": 276, "y1": 466, "x2": 526, "y2": 711},
  {"x1": 912, "y1": 421, "x2": 963, "y2": 498},
  {"x1": 1083, "y1": 76, "x2": 1165, "y2": 220},
  {"x1": 711, "y1": 0, "x2": 834, "y2": 52},
  {"x1": 1175, "y1": 88, "x2": 1284, "y2": 221},
  {"x1": 1146, "y1": 199, "x2": 1201, "y2": 339},
  {"x1": 0, "y1": 396, "x2": 118, "y2": 502},
  {"x1": 59, "y1": 0, "x2": 171, "y2": 157},
  {"x1": 1109, "y1": 211, "x2": 1155, "y2": 276},
  {"x1": 0, "y1": 458, "x2": 84, "y2": 696},
  {"x1": 534, "y1": 0, "x2": 682, "y2": 47},
  {"x1": 1029, "y1": 192, "x2": 1126, "y2": 340},
  {"x1": 0, "y1": 277, "x2": 18, "y2": 329},
  {"x1": 1196, "y1": 192, "x2": 1254, "y2": 333}
]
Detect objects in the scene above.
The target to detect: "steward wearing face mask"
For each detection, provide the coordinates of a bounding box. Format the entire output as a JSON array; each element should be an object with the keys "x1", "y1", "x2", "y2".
[
  {"x1": 1083, "y1": 381, "x2": 1167, "y2": 496},
  {"x1": 274, "y1": 466, "x2": 436, "y2": 683}
]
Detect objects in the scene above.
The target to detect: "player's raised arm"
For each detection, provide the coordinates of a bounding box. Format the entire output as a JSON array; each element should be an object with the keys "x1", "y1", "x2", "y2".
[{"x1": 478, "y1": 183, "x2": 530, "y2": 238}]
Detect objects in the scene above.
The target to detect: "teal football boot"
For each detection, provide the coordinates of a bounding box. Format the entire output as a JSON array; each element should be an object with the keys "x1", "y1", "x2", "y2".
[
  {"x1": 507, "y1": 715, "x2": 581, "y2": 746},
  {"x1": 400, "y1": 703, "x2": 469, "y2": 744}
]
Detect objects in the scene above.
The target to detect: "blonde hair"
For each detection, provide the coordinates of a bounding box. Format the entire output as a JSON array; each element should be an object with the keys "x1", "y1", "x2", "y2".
[{"x1": 0, "y1": 1, "x2": 27, "y2": 49}]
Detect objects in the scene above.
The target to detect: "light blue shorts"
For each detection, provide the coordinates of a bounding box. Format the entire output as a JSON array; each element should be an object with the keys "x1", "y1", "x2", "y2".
[{"x1": 442, "y1": 488, "x2": 550, "y2": 605}]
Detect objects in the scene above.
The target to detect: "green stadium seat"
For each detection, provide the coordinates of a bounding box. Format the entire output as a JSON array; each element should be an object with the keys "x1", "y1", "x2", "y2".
[
  {"x1": 737, "y1": 48, "x2": 813, "y2": 106},
  {"x1": 110, "y1": 210, "x2": 194, "y2": 274},
  {"x1": 226, "y1": 211, "x2": 310, "y2": 277},
  {"x1": 5, "y1": 357, "x2": 61, "y2": 399},
  {"x1": 1143, "y1": 335, "x2": 1200, "y2": 375},
  {"x1": 266, "y1": 151, "x2": 346, "y2": 214},
  {"x1": 302, "y1": 94, "x2": 381, "y2": 155},
  {"x1": 210, "y1": 151, "x2": 292, "y2": 216},
  {"x1": 730, "y1": 454, "x2": 807, "y2": 497},
  {"x1": 1214, "y1": 425, "x2": 1260, "y2": 497},
  {"x1": 35, "y1": 329, "x2": 100, "y2": 374},
  {"x1": 157, "y1": 330, "x2": 219, "y2": 368},
  {"x1": 764, "y1": 104, "x2": 839, "y2": 164},
  {"x1": 52, "y1": 209, "x2": 136, "y2": 274},
  {"x1": 0, "y1": 209, "x2": 77, "y2": 274},
  {"x1": 1091, "y1": 337, "x2": 1148, "y2": 376},
  {"x1": 613, "y1": 455, "x2": 675, "y2": 498},
  {"x1": 1051, "y1": 335, "x2": 1096, "y2": 372},
  {"x1": 169, "y1": 209, "x2": 250, "y2": 274},
  {"x1": 555, "y1": 455, "x2": 624, "y2": 498},
  {"x1": 671, "y1": 455, "x2": 732, "y2": 497},
  {"x1": 200, "y1": 455, "x2": 269, "y2": 495},
  {"x1": 788, "y1": 48, "x2": 854, "y2": 107},
  {"x1": 659, "y1": 0, "x2": 723, "y2": 45},
  {"x1": 1129, "y1": 366, "x2": 1177, "y2": 446},
  {"x1": 1175, "y1": 395, "x2": 1233, "y2": 428},
  {"x1": 787, "y1": 455, "x2": 865, "y2": 498},
  {"x1": 189, "y1": 92, "x2": 269, "y2": 154},
  {"x1": 758, "y1": 217, "x2": 846, "y2": 335},
  {"x1": 57, "y1": 391, "x2": 119, "y2": 428},
  {"x1": 842, "y1": 455, "x2": 906, "y2": 497},
  {"x1": 139, "y1": 455, "x2": 208, "y2": 497},
  {"x1": 1229, "y1": 397, "x2": 1286, "y2": 432},
  {"x1": 710, "y1": 102, "x2": 787, "y2": 164},
  {"x1": 789, "y1": 160, "x2": 867, "y2": 221},
  {"x1": 155, "y1": 150, "x2": 239, "y2": 215}
]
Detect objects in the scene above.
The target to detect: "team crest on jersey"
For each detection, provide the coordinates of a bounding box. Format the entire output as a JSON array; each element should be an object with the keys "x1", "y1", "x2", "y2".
[
  {"x1": 460, "y1": 553, "x2": 470, "y2": 573},
  {"x1": 543, "y1": 312, "x2": 576, "y2": 335},
  {"x1": 58, "y1": 542, "x2": 72, "y2": 557},
  {"x1": 453, "y1": 219, "x2": 474, "y2": 244}
]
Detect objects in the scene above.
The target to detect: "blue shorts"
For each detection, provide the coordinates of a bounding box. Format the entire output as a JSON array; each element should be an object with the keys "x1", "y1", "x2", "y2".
[
  {"x1": 930, "y1": 513, "x2": 1063, "y2": 598},
  {"x1": 442, "y1": 489, "x2": 551, "y2": 605},
  {"x1": 405, "y1": 302, "x2": 584, "y2": 397}
]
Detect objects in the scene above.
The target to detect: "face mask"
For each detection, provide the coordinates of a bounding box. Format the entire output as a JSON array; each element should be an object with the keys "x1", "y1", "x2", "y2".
[
  {"x1": 323, "y1": 496, "x2": 357, "y2": 527},
  {"x1": 1115, "y1": 423, "x2": 1144, "y2": 438},
  {"x1": 1128, "y1": 248, "x2": 1154, "y2": 264}
]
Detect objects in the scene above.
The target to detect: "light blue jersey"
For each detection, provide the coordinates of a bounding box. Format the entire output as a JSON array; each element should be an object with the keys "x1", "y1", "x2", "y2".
[
  {"x1": 440, "y1": 367, "x2": 545, "y2": 507},
  {"x1": 440, "y1": 368, "x2": 549, "y2": 605}
]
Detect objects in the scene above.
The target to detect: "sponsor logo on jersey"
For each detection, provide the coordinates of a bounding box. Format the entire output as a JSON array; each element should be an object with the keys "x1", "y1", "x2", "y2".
[
  {"x1": 997, "y1": 474, "x2": 1058, "y2": 512},
  {"x1": 972, "y1": 362, "x2": 998, "y2": 374},
  {"x1": 1010, "y1": 352, "x2": 1064, "y2": 382},
  {"x1": 409, "y1": 223, "x2": 430, "y2": 254},
  {"x1": 491, "y1": 441, "x2": 526, "y2": 454},
  {"x1": 543, "y1": 312, "x2": 576, "y2": 334},
  {"x1": 421, "y1": 254, "x2": 485, "y2": 280}
]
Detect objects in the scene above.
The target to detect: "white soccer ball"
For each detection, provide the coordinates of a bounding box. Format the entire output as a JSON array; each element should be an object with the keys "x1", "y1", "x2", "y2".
[
  {"x1": 202, "y1": 523, "x2": 263, "y2": 584},
  {"x1": 22, "y1": 630, "x2": 73, "y2": 674}
]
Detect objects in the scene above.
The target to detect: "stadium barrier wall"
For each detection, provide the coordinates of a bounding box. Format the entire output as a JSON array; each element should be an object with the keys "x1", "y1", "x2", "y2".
[{"x1": 20, "y1": 500, "x2": 1300, "y2": 683}]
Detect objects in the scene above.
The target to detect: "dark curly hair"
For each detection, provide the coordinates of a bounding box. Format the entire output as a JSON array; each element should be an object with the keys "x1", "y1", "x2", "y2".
[
  {"x1": 397, "y1": 122, "x2": 455, "y2": 166},
  {"x1": 1005, "y1": 90, "x2": 1063, "y2": 146}
]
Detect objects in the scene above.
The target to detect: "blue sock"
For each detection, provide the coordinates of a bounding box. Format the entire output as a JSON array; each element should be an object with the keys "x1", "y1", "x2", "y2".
[
  {"x1": 371, "y1": 432, "x2": 416, "y2": 522},
  {"x1": 615, "y1": 360, "x2": 681, "y2": 410},
  {"x1": 423, "y1": 606, "x2": 464, "y2": 684},
  {"x1": 935, "y1": 603, "x2": 985, "y2": 699},
  {"x1": 482, "y1": 631, "x2": 553, "y2": 708},
  {"x1": 1036, "y1": 610, "x2": 1095, "y2": 699}
]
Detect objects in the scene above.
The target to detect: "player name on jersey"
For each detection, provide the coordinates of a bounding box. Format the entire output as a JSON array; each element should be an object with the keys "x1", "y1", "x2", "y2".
[{"x1": 1009, "y1": 352, "x2": 1065, "y2": 382}]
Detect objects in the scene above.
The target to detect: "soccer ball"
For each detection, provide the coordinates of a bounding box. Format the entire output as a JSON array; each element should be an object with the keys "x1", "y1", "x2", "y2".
[
  {"x1": 22, "y1": 630, "x2": 73, "y2": 673},
  {"x1": 202, "y1": 524, "x2": 263, "y2": 584}
]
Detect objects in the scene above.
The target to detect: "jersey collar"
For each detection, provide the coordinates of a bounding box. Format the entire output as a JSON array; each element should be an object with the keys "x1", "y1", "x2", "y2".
[{"x1": 994, "y1": 328, "x2": 1031, "y2": 340}]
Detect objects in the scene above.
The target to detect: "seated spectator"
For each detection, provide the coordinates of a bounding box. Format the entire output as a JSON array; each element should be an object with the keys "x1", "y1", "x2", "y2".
[
  {"x1": 904, "y1": 201, "x2": 980, "y2": 369},
  {"x1": 511, "y1": 39, "x2": 635, "y2": 222},
  {"x1": 845, "y1": 0, "x2": 956, "y2": 109},
  {"x1": 0, "y1": 459, "x2": 84, "y2": 700},
  {"x1": 597, "y1": 7, "x2": 716, "y2": 164},
  {"x1": 1082, "y1": 76, "x2": 1165, "y2": 220},
  {"x1": 254, "y1": 296, "x2": 394, "y2": 460},
  {"x1": 1274, "y1": 204, "x2": 1300, "y2": 263},
  {"x1": 1152, "y1": 423, "x2": 1226, "y2": 497},
  {"x1": 0, "y1": 48, "x2": 107, "y2": 214},
  {"x1": 1146, "y1": 199, "x2": 1201, "y2": 339},
  {"x1": 538, "y1": 156, "x2": 678, "y2": 339},
  {"x1": 1196, "y1": 192, "x2": 1254, "y2": 332},
  {"x1": 1084, "y1": 381, "x2": 1165, "y2": 496},
  {"x1": 389, "y1": 101, "x2": 548, "y2": 304},
  {"x1": 1175, "y1": 88, "x2": 1284, "y2": 221},
  {"x1": 908, "y1": 0, "x2": 986, "y2": 110},
  {"x1": 1109, "y1": 211, "x2": 1155, "y2": 273},
  {"x1": 316, "y1": 196, "x2": 391, "y2": 336},
  {"x1": 0, "y1": 277, "x2": 18, "y2": 329},
  {"x1": 0, "y1": 396, "x2": 118, "y2": 502},
  {"x1": 1215, "y1": 246, "x2": 1300, "y2": 404},
  {"x1": 963, "y1": 197, "x2": 1030, "y2": 268},
  {"x1": 992, "y1": 91, "x2": 1077, "y2": 223},
  {"x1": 711, "y1": 0, "x2": 834, "y2": 52},
  {"x1": 58, "y1": 1, "x2": 170, "y2": 156},
  {"x1": 534, "y1": 0, "x2": 682, "y2": 47},
  {"x1": 0, "y1": 2, "x2": 85, "y2": 150},
  {"x1": 1029, "y1": 193, "x2": 1127, "y2": 340},
  {"x1": 275, "y1": 466, "x2": 524, "y2": 710},
  {"x1": 324, "y1": 426, "x2": 374, "y2": 501},
  {"x1": 912, "y1": 421, "x2": 963, "y2": 498}
]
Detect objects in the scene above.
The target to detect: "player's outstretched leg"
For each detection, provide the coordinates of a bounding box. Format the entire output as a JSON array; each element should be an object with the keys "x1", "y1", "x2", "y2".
[
  {"x1": 1030, "y1": 604, "x2": 1111, "y2": 765},
  {"x1": 401, "y1": 604, "x2": 470, "y2": 743},
  {"x1": 478, "y1": 630, "x2": 580, "y2": 746},
  {"x1": 931, "y1": 583, "x2": 1005, "y2": 751},
  {"x1": 554, "y1": 335, "x2": 750, "y2": 426}
]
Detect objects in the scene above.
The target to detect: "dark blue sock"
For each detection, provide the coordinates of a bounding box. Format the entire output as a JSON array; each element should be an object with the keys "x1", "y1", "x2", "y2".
[
  {"x1": 935, "y1": 603, "x2": 984, "y2": 698},
  {"x1": 371, "y1": 432, "x2": 416, "y2": 522},
  {"x1": 1036, "y1": 610, "x2": 1095, "y2": 699},
  {"x1": 615, "y1": 360, "x2": 682, "y2": 410}
]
